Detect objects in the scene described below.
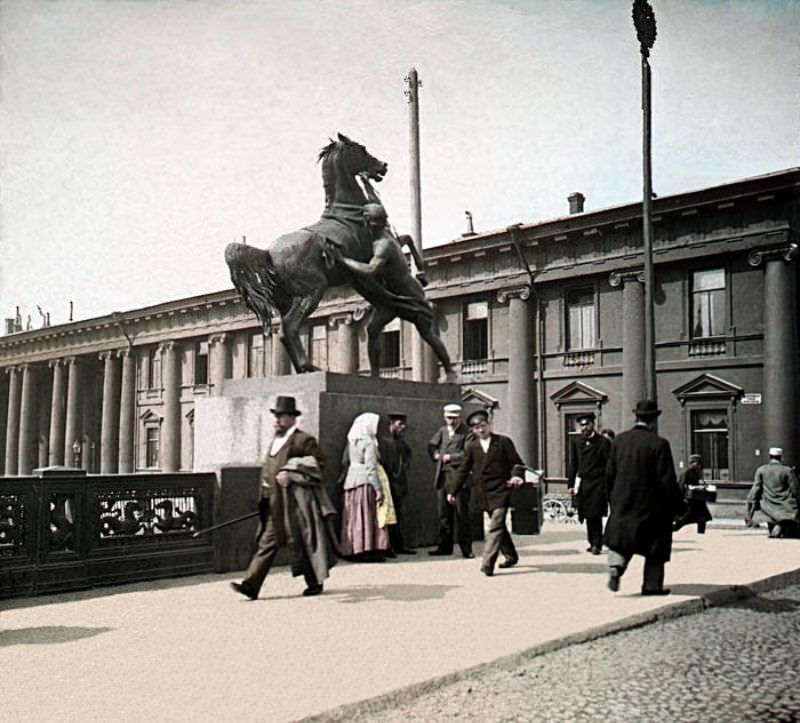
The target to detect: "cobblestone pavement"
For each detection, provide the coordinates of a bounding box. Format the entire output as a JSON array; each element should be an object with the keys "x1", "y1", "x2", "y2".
[{"x1": 335, "y1": 583, "x2": 800, "y2": 723}]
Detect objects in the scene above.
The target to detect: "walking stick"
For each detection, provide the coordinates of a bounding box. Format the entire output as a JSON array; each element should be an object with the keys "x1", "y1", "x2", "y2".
[{"x1": 191, "y1": 510, "x2": 260, "y2": 538}]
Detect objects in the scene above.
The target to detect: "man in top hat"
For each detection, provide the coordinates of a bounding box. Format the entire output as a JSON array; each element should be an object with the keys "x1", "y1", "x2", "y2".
[
  {"x1": 378, "y1": 411, "x2": 416, "y2": 555},
  {"x1": 447, "y1": 409, "x2": 525, "y2": 576},
  {"x1": 746, "y1": 447, "x2": 800, "y2": 538},
  {"x1": 604, "y1": 400, "x2": 682, "y2": 595},
  {"x1": 568, "y1": 411, "x2": 611, "y2": 555},
  {"x1": 427, "y1": 403, "x2": 474, "y2": 558},
  {"x1": 673, "y1": 453, "x2": 713, "y2": 534},
  {"x1": 231, "y1": 396, "x2": 338, "y2": 600}
]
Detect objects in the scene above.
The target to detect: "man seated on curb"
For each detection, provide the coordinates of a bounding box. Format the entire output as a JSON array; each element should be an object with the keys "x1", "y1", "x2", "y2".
[
  {"x1": 446, "y1": 410, "x2": 525, "y2": 577},
  {"x1": 603, "y1": 400, "x2": 682, "y2": 596},
  {"x1": 746, "y1": 447, "x2": 800, "y2": 538}
]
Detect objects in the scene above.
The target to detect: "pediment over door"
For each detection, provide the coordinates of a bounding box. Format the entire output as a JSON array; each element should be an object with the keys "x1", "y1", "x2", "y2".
[
  {"x1": 550, "y1": 381, "x2": 607, "y2": 410},
  {"x1": 672, "y1": 373, "x2": 744, "y2": 405},
  {"x1": 461, "y1": 387, "x2": 499, "y2": 411}
]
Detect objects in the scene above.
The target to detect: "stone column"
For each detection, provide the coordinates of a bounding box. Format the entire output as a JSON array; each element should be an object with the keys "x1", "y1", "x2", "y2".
[
  {"x1": 48, "y1": 359, "x2": 66, "y2": 466},
  {"x1": 17, "y1": 364, "x2": 35, "y2": 475},
  {"x1": 99, "y1": 351, "x2": 121, "y2": 474},
  {"x1": 498, "y1": 286, "x2": 535, "y2": 466},
  {"x1": 4, "y1": 367, "x2": 21, "y2": 476},
  {"x1": 272, "y1": 329, "x2": 292, "y2": 376},
  {"x1": 0, "y1": 374, "x2": 8, "y2": 474},
  {"x1": 209, "y1": 333, "x2": 227, "y2": 396},
  {"x1": 118, "y1": 349, "x2": 136, "y2": 473},
  {"x1": 160, "y1": 341, "x2": 181, "y2": 472},
  {"x1": 63, "y1": 357, "x2": 81, "y2": 465},
  {"x1": 749, "y1": 244, "x2": 799, "y2": 463},
  {"x1": 329, "y1": 314, "x2": 357, "y2": 374},
  {"x1": 610, "y1": 269, "x2": 646, "y2": 420}
]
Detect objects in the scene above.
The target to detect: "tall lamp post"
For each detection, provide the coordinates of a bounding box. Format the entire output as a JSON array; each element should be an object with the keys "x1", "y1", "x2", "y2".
[{"x1": 633, "y1": 0, "x2": 657, "y2": 402}]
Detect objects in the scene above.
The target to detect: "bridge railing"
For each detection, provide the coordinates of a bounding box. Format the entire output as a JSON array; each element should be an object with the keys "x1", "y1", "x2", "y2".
[{"x1": 0, "y1": 468, "x2": 216, "y2": 599}]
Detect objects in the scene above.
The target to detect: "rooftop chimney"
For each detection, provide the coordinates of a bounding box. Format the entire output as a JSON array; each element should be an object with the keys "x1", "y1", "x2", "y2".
[
  {"x1": 462, "y1": 210, "x2": 476, "y2": 236},
  {"x1": 568, "y1": 192, "x2": 585, "y2": 215}
]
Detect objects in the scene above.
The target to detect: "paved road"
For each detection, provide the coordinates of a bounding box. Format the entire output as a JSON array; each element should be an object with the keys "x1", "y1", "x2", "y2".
[{"x1": 336, "y1": 582, "x2": 800, "y2": 723}]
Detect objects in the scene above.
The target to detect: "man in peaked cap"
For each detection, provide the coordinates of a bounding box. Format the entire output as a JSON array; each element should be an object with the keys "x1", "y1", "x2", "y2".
[
  {"x1": 746, "y1": 447, "x2": 800, "y2": 538},
  {"x1": 568, "y1": 411, "x2": 611, "y2": 555},
  {"x1": 428, "y1": 403, "x2": 474, "y2": 558},
  {"x1": 603, "y1": 400, "x2": 682, "y2": 595},
  {"x1": 231, "y1": 396, "x2": 338, "y2": 600}
]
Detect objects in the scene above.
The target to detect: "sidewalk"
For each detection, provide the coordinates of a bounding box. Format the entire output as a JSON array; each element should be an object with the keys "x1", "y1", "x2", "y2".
[{"x1": 3, "y1": 523, "x2": 799, "y2": 723}]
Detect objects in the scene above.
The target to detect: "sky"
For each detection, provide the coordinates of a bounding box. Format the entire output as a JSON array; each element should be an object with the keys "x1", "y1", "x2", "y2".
[{"x1": 1, "y1": 0, "x2": 798, "y2": 327}]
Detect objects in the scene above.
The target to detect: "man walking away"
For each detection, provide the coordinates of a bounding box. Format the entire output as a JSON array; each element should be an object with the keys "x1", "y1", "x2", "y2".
[
  {"x1": 231, "y1": 396, "x2": 338, "y2": 600},
  {"x1": 447, "y1": 410, "x2": 525, "y2": 576},
  {"x1": 746, "y1": 447, "x2": 800, "y2": 538},
  {"x1": 604, "y1": 400, "x2": 682, "y2": 596},
  {"x1": 568, "y1": 412, "x2": 611, "y2": 555},
  {"x1": 428, "y1": 403, "x2": 474, "y2": 558}
]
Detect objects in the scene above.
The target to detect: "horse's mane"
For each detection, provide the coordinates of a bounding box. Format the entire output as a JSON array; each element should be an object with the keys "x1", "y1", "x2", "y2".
[{"x1": 318, "y1": 138, "x2": 340, "y2": 208}]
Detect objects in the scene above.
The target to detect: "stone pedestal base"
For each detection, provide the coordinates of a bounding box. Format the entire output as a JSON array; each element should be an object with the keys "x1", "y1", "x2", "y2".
[{"x1": 195, "y1": 372, "x2": 464, "y2": 565}]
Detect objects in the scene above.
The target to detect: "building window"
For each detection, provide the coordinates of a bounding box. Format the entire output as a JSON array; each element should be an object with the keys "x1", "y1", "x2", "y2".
[
  {"x1": 147, "y1": 349, "x2": 161, "y2": 390},
  {"x1": 380, "y1": 330, "x2": 401, "y2": 368},
  {"x1": 310, "y1": 324, "x2": 328, "y2": 369},
  {"x1": 691, "y1": 409, "x2": 729, "y2": 482},
  {"x1": 194, "y1": 341, "x2": 209, "y2": 385},
  {"x1": 145, "y1": 426, "x2": 159, "y2": 469},
  {"x1": 691, "y1": 269, "x2": 726, "y2": 338},
  {"x1": 566, "y1": 288, "x2": 595, "y2": 350},
  {"x1": 463, "y1": 300, "x2": 489, "y2": 360},
  {"x1": 248, "y1": 333, "x2": 264, "y2": 377}
]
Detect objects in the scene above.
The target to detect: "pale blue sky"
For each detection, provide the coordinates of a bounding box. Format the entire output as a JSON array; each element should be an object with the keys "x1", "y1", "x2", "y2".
[{"x1": 1, "y1": 0, "x2": 798, "y2": 325}]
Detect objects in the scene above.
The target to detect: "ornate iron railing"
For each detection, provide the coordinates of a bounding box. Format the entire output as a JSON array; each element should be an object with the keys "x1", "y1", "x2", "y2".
[{"x1": 0, "y1": 469, "x2": 215, "y2": 599}]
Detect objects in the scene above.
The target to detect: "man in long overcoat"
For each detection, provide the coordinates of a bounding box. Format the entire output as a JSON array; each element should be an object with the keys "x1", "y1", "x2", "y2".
[
  {"x1": 604, "y1": 400, "x2": 682, "y2": 596},
  {"x1": 378, "y1": 412, "x2": 416, "y2": 554},
  {"x1": 447, "y1": 410, "x2": 525, "y2": 576},
  {"x1": 231, "y1": 396, "x2": 338, "y2": 600},
  {"x1": 428, "y1": 403, "x2": 474, "y2": 558},
  {"x1": 746, "y1": 447, "x2": 800, "y2": 538},
  {"x1": 568, "y1": 412, "x2": 611, "y2": 555}
]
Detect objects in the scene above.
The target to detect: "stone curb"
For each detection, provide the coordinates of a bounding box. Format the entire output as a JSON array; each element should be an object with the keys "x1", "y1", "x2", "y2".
[{"x1": 299, "y1": 566, "x2": 800, "y2": 722}]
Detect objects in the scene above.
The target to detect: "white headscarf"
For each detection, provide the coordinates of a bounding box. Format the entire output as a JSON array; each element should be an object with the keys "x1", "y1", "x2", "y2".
[{"x1": 347, "y1": 412, "x2": 380, "y2": 444}]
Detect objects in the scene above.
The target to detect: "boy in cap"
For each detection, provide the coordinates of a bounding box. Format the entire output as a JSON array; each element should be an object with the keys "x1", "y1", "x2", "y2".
[
  {"x1": 568, "y1": 411, "x2": 611, "y2": 554},
  {"x1": 673, "y1": 453, "x2": 713, "y2": 534},
  {"x1": 746, "y1": 447, "x2": 800, "y2": 538},
  {"x1": 231, "y1": 396, "x2": 338, "y2": 600},
  {"x1": 447, "y1": 410, "x2": 526, "y2": 575},
  {"x1": 428, "y1": 403, "x2": 474, "y2": 558}
]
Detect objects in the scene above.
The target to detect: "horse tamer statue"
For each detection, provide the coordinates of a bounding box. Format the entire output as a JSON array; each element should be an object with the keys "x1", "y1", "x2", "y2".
[{"x1": 225, "y1": 133, "x2": 454, "y2": 379}]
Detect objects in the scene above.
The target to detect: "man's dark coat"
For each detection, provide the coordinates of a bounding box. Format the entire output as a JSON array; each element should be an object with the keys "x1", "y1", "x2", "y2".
[
  {"x1": 568, "y1": 432, "x2": 611, "y2": 520},
  {"x1": 603, "y1": 424, "x2": 681, "y2": 562},
  {"x1": 428, "y1": 422, "x2": 472, "y2": 489},
  {"x1": 448, "y1": 433, "x2": 524, "y2": 512}
]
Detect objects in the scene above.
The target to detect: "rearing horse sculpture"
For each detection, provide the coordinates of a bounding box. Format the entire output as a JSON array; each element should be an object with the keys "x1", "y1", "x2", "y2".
[{"x1": 225, "y1": 133, "x2": 454, "y2": 378}]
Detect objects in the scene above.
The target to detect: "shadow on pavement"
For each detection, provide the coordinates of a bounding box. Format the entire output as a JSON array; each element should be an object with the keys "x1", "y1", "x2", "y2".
[
  {"x1": 729, "y1": 595, "x2": 800, "y2": 613},
  {"x1": 0, "y1": 625, "x2": 113, "y2": 646},
  {"x1": 328, "y1": 583, "x2": 460, "y2": 604},
  {"x1": 669, "y1": 583, "x2": 729, "y2": 596},
  {"x1": 528, "y1": 562, "x2": 607, "y2": 575}
]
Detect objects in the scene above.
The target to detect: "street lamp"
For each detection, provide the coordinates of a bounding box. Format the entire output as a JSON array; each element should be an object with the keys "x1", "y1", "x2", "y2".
[
  {"x1": 633, "y1": 0, "x2": 658, "y2": 403},
  {"x1": 72, "y1": 440, "x2": 82, "y2": 468}
]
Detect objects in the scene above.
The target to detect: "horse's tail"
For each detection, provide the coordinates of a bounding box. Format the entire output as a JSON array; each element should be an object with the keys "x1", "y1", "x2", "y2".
[{"x1": 225, "y1": 242, "x2": 279, "y2": 333}]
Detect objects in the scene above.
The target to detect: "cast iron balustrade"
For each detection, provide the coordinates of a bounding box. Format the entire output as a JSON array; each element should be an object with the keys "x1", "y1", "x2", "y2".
[
  {"x1": 0, "y1": 469, "x2": 215, "y2": 599},
  {"x1": 688, "y1": 339, "x2": 727, "y2": 356}
]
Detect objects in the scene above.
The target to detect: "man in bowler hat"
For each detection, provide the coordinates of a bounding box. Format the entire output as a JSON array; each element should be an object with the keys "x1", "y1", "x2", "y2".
[
  {"x1": 231, "y1": 396, "x2": 338, "y2": 600},
  {"x1": 428, "y1": 403, "x2": 474, "y2": 558},
  {"x1": 447, "y1": 410, "x2": 525, "y2": 576},
  {"x1": 568, "y1": 412, "x2": 611, "y2": 555},
  {"x1": 604, "y1": 400, "x2": 682, "y2": 595}
]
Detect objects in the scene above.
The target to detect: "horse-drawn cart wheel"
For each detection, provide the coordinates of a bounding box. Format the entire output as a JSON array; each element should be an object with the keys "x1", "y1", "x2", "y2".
[{"x1": 543, "y1": 497, "x2": 567, "y2": 522}]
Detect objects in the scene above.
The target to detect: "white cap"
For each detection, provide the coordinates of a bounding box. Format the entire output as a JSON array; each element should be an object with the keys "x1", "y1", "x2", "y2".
[
  {"x1": 443, "y1": 403, "x2": 462, "y2": 416},
  {"x1": 769, "y1": 447, "x2": 783, "y2": 457}
]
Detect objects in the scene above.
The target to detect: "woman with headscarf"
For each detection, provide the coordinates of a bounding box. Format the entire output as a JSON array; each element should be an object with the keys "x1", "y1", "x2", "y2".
[{"x1": 339, "y1": 412, "x2": 391, "y2": 561}]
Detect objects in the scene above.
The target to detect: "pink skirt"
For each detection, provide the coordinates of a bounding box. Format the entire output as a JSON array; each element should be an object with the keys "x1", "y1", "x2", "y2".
[{"x1": 339, "y1": 484, "x2": 390, "y2": 556}]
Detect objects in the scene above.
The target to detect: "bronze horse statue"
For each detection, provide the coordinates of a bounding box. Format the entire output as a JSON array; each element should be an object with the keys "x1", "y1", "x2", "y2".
[{"x1": 225, "y1": 133, "x2": 453, "y2": 377}]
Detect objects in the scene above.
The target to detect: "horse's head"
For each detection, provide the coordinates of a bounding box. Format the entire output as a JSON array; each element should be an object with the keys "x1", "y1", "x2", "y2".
[{"x1": 320, "y1": 133, "x2": 387, "y2": 182}]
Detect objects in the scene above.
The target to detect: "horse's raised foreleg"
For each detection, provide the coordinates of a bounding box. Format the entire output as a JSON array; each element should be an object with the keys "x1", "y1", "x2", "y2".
[
  {"x1": 366, "y1": 305, "x2": 397, "y2": 376},
  {"x1": 281, "y1": 289, "x2": 326, "y2": 373}
]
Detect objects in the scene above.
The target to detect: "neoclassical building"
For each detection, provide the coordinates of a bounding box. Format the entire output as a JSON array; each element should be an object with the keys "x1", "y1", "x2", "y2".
[{"x1": 1, "y1": 168, "x2": 798, "y2": 495}]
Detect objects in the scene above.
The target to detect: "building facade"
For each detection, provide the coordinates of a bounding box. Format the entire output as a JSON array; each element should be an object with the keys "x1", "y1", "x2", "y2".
[{"x1": 1, "y1": 168, "x2": 798, "y2": 493}]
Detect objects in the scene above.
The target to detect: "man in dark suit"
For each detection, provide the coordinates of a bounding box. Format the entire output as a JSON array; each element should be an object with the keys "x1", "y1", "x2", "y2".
[
  {"x1": 231, "y1": 396, "x2": 338, "y2": 600},
  {"x1": 447, "y1": 410, "x2": 525, "y2": 576},
  {"x1": 428, "y1": 403, "x2": 474, "y2": 558},
  {"x1": 604, "y1": 400, "x2": 682, "y2": 596},
  {"x1": 568, "y1": 412, "x2": 611, "y2": 555},
  {"x1": 378, "y1": 411, "x2": 416, "y2": 555}
]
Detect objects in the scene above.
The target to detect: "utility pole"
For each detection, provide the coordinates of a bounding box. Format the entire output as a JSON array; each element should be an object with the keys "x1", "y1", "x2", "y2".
[{"x1": 633, "y1": 0, "x2": 657, "y2": 402}]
